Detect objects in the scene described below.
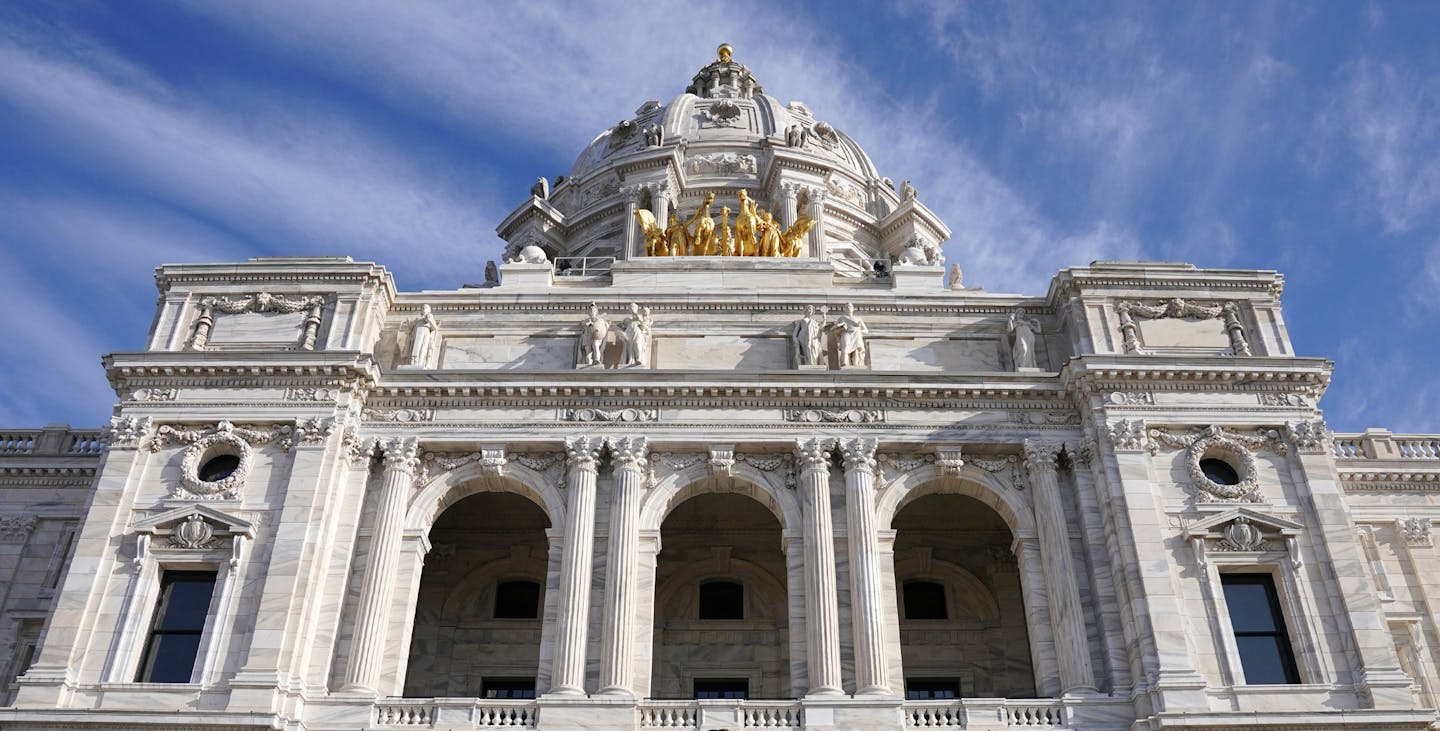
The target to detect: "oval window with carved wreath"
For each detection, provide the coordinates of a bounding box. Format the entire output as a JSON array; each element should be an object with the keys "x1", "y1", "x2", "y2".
[
  {"x1": 179, "y1": 432, "x2": 252, "y2": 499},
  {"x1": 1186, "y1": 435, "x2": 1259, "y2": 502}
]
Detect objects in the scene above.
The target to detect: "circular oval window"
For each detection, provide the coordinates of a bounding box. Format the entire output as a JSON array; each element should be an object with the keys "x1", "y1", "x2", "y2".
[
  {"x1": 1199, "y1": 457, "x2": 1240, "y2": 486},
  {"x1": 198, "y1": 453, "x2": 242, "y2": 483}
]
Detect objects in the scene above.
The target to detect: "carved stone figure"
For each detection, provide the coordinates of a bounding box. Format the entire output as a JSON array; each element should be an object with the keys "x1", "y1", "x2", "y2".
[
  {"x1": 785, "y1": 123, "x2": 809, "y2": 148},
  {"x1": 405, "y1": 305, "x2": 439, "y2": 367},
  {"x1": 530, "y1": 176, "x2": 550, "y2": 200},
  {"x1": 642, "y1": 124, "x2": 662, "y2": 147},
  {"x1": 508, "y1": 244, "x2": 550, "y2": 265},
  {"x1": 792, "y1": 305, "x2": 827, "y2": 366},
  {"x1": 483, "y1": 261, "x2": 499, "y2": 286},
  {"x1": 832, "y1": 303, "x2": 868, "y2": 367},
  {"x1": 948, "y1": 263, "x2": 963, "y2": 289},
  {"x1": 620, "y1": 303, "x2": 653, "y2": 367},
  {"x1": 900, "y1": 180, "x2": 917, "y2": 201},
  {"x1": 578, "y1": 303, "x2": 610, "y2": 367},
  {"x1": 1008, "y1": 308, "x2": 1041, "y2": 370}
]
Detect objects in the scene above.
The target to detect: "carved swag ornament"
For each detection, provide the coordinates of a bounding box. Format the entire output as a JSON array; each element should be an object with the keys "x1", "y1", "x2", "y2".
[
  {"x1": 151, "y1": 421, "x2": 292, "y2": 500},
  {"x1": 1115, "y1": 298, "x2": 1252, "y2": 356},
  {"x1": 1150, "y1": 424, "x2": 1287, "y2": 503}
]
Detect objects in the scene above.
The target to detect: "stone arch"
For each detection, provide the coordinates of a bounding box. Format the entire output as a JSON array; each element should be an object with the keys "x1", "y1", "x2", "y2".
[
  {"x1": 654, "y1": 555, "x2": 789, "y2": 623},
  {"x1": 406, "y1": 460, "x2": 566, "y2": 534},
  {"x1": 640, "y1": 461, "x2": 800, "y2": 533},
  {"x1": 440, "y1": 551, "x2": 551, "y2": 620},
  {"x1": 876, "y1": 463, "x2": 1034, "y2": 537}
]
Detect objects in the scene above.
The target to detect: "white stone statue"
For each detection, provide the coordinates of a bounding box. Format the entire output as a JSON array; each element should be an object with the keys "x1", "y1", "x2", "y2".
[
  {"x1": 530, "y1": 176, "x2": 550, "y2": 199},
  {"x1": 792, "y1": 305, "x2": 827, "y2": 367},
  {"x1": 948, "y1": 263, "x2": 963, "y2": 290},
  {"x1": 405, "y1": 305, "x2": 439, "y2": 366},
  {"x1": 620, "y1": 302, "x2": 653, "y2": 367},
  {"x1": 832, "y1": 303, "x2": 868, "y2": 367},
  {"x1": 900, "y1": 179, "x2": 917, "y2": 201},
  {"x1": 578, "y1": 302, "x2": 610, "y2": 367},
  {"x1": 1008, "y1": 308, "x2": 1041, "y2": 370},
  {"x1": 508, "y1": 244, "x2": 550, "y2": 265}
]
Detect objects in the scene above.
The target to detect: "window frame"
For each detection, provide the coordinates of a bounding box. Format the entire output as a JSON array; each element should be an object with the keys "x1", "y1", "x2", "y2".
[
  {"x1": 1218, "y1": 572, "x2": 1301, "y2": 685},
  {"x1": 692, "y1": 677, "x2": 749, "y2": 700},
  {"x1": 135, "y1": 570, "x2": 219, "y2": 684},
  {"x1": 697, "y1": 580, "x2": 745, "y2": 621},
  {"x1": 493, "y1": 579, "x2": 542, "y2": 620}
]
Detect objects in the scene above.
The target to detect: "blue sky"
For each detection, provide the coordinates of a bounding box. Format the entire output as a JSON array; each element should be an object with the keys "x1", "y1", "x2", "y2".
[{"x1": 1, "y1": 1, "x2": 1437, "y2": 434}]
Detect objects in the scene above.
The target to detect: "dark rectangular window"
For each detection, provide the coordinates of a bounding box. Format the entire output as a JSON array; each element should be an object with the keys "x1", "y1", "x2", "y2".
[
  {"x1": 482, "y1": 677, "x2": 536, "y2": 699},
  {"x1": 698, "y1": 581, "x2": 744, "y2": 620},
  {"x1": 494, "y1": 581, "x2": 541, "y2": 619},
  {"x1": 694, "y1": 678, "x2": 748, "y2": 699},
  {"x1": 1221, "y1": 573, "x2": 1300, "y2": 684},
  {"x1": 136, "y1": 571, "x2": 216, "y2": 683},
  {"x1": 903, "y1": 581, "x2": 948, "y2": 620},
  {"x1": 905, "y1": 678, "x2": 960, "y2": 699}
]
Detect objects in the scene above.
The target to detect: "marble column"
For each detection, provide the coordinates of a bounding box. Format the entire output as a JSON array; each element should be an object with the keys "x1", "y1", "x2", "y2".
[
  {"x1": 1023, "y1": 439, "x2": 1096, "y2": 694},
  {"x1": 795, "y1": 437, "x2": 843, "y2": 695},
  {"x1": 623, "y1": 186, "x2": 643, "y2": 258},
  {"x1": 840, "y1": 437, "x2": 890, "y2": 694},
  {"x1": 342, "y1": 437, "x2": 419, "y2": 692},
  {"x1": 806, "y1": 188, "x2": 827, "y2": 259},
  {"x1": 598, "y1": 436, "x2": 648, "y2": 695},
  {"x1": 550, "y1": 436, "x2": 603, "y2": 695},
  {"x1": 779, "y1": 183, "x2": 800, "y2": 228},
  {"x1": 651, "y1": 183, "x2": 671, "y2": 236}
]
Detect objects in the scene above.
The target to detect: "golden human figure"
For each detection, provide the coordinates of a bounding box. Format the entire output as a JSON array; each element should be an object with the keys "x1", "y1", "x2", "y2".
[
  {"x1": 686, "y1": 193, "x2": 717, "y2": 256},
  {"x1": 633, "y1": 209, "x2": 664, "y2": 256},
  {"x1": 717, "y1": 206, "x2": 734, "y2": 256},
  {"x1": 664, "y1": 214, "x2": 688, "y2": 257},
  {"x1": 735, "y1": 190, "x2": 759, "y2": 256},
  {"x1": 779, "y1": 215, "x2": 816, "y2": 257},
  {"x1": 717, "y1": 43, "x2": 733, "y2": 64},
  {"x1": 757, "y1": 211, "x2": 782, "y2": 257}
]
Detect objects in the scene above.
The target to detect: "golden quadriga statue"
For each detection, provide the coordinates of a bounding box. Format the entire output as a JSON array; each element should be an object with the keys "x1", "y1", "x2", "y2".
[{"x1": 633, "y1": 191, "x2": 814, "y2": 258}]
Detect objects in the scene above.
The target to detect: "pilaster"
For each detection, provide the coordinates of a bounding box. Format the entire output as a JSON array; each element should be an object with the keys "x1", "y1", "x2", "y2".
[{"x1": 1023, "y1": 439, "x2": 1096, "y2": 694}]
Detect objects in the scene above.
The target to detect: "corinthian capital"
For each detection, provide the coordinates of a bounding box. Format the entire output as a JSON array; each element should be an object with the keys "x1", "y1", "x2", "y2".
[
  {"x1": 606, "y1": 436, "x2": 650, "y2": 471},
  {"x1": 565, "y1": 436, "x2": 603, "y2": 472},
  {"x1": 794, "y1": 437, "x2": 833, "y2": 473},
  {"x1": 1022, "y1": 439, "x2": 1063, "y2": 474},
  {"x1": 381, "y1": 437, "x2": 421, "y2": 473},
  {"x1": 839, "y1": 437, "x2": 878, "y2": 473}
]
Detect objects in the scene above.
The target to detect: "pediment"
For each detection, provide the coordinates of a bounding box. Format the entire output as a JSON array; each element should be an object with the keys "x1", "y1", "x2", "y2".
[
  {"x1": 133, "y1": 504, "x2": 254, "y2": 537},
  {"x1": 1185, "y1": 508, "x2": 1302, "y2": 538}
]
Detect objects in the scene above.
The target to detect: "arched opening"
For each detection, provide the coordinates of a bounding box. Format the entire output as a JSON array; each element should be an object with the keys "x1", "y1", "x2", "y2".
[
  {"x1": 651, "y1": 492, "x2": 789, "y2": 699},
  {"x1": 404, "y1": 491, "x2": 550, "y2": 697},
  {"x1": 892, "y1": 493, "x2": 1034, "y2": 699}
]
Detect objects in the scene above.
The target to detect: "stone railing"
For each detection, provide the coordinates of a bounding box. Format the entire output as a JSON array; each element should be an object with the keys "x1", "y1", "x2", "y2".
[
  {"x1": 638, "y1": 700, "x2": 802, "y2": 729},
  {"x1": 0, "y1": 426, "x2": 105, "y2": 456},
  {"x1": 1332, "y1": 430, "x2": 1440, "y2": 461},
  {"x1": 372, "y1": 698, "x2": 537, "y2": 729},
  {"x1": 904, "y1": 699, "x2": 1069, "y2": 728}
]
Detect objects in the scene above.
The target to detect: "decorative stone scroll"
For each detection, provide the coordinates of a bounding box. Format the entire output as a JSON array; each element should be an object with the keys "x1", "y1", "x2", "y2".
[
  {"x1": 1286, "y1": 419, "x2": 1332, "y2": 453},
  {"x1": 155, "y1": 421, "x2": 290, "y2": 500},
  {"x1": 562, "y1": 408, "x2": 657, "y2": 423},
  {"x1": 1185, "y1": 509, "x2": 1303, "y2": 568},
  {"x1": 934, "y1": 446, "x2": 965, "y2": 477},
  {"x1": 1400, "y1": 518, "x2": 1433, "y2": 547},
  {"x1": 783, "y1": 409, "x2": 883, "y2": 424},
  {"x1": 103, "y1": 415, "x2": 152, "y2": 449},
  {"x1": 1150, "y1": 424, "x2": 1287, "y2": 503},
  {"x1": 187, "y1": 292, "x2": 326, "y2": 351},
  {"x1": 1115, "y1": 298, "x2": 1252, "y2": 356},
  {"x1": 708, "y1": 447, "x2": 736, "y2": 478}
]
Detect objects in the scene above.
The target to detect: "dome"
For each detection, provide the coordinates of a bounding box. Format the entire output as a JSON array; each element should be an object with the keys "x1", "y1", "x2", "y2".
[{"x1": 498, "y1": 44, "x2": 948, "y2": 269}]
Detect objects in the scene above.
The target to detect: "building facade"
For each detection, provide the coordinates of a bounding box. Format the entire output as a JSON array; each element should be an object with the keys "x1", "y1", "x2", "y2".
[{"x1": 0, "y1": 46, "x2": 1438, "y2": 731}]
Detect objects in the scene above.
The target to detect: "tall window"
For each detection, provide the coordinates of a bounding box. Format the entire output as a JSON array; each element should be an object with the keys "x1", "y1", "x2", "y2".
[
  {"x1": 137, "y1": 571, "x2": 216, "y2": 683},
  {"x1": 1221, "y1": 573, "x2": 1300, "y2": 684},
  {"x1": 698, "y1": 581, "x2": 744, "y2": 620}
]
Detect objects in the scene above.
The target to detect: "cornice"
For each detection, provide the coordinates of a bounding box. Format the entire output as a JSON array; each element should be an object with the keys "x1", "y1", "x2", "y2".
[
  {"x1": 1060, "y1": 355, "x2": 1332, "y2": 396},
  {"x1": 384, "y1": 296, "x2": 1050, "y2": 315},
  {"x1": 153, "y1": 259, "x2": 393, "y2": 293},
  {"x1": 1045, "y1": 264, "x2": 1283, "y2": 304},
  {"x1": 103, "y1": 352, "x2": 380, "y2": 392}
]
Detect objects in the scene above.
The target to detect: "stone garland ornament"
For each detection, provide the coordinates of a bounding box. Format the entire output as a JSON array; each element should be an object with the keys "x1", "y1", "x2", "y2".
[
  {"x1": 510, "y1": 452, "x2": 567, "y2": 492},
  {"x1": 361, "y1": 407, "x2": 435, "y2": 423},
  {"x1": 187, "y1": 292, "x2": 326, "y2": 351},
  {"x1": 562, "y1": 408, "x2": 657, "y2": 423},
  {"x1": 783, "y1": 409, "x2": 883, "y2": 424},
  {"x1": 874, "y1": 452, "x2": 936, "y2": 490},
  {"x1": 968, "y1": 454, "x2": 1025, "y2": 490},
  {"x1": 169, "y1": 422, "x2": 284, "y2": 500},
  {"x1": 1114, "y1": 298, "x2": 1252, "y2": 356},
  {"x1": 1150, "y1": 425, "x2": 1287, "y2": 503},
  {"x1": 417, "y1": 448, "x2": 508, "y2": 487},
  {"x1": 735, "y1": 452, "x2": 797, "y2": 490}
]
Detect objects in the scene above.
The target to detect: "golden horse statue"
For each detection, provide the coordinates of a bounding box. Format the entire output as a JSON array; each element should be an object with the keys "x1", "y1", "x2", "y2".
[
  {"x1": 779, "y1": 215, "x2": 815, "y2": 257},
  {"x1": 632, "y1": 209, "x2": 665, "y2": 256},
  {"x1": 686, "y1": 193, "x2": 717, "y2": 256},
  {"x1": 735, "y1": 190, "x2": 760, "y2": 256}
]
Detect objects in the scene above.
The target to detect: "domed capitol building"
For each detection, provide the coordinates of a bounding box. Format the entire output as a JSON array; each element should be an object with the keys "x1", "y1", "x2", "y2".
[{"x1": 0, "y1": 45, "x2": 1438, "y2": 731}]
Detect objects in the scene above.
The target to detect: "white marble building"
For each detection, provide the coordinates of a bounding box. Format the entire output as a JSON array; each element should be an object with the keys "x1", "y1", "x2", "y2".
[{"x1": 0, "y1": 45, "x2": 1438, "y2": 731}]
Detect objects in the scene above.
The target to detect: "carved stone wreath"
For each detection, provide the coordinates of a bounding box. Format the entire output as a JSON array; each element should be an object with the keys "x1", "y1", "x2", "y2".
[
  {"x1": 178, "y1": 430, "x2": 253, "y2": 500},
  {"x1": 1151, "y1": 425, "x2": 1284, "y2": 503}
]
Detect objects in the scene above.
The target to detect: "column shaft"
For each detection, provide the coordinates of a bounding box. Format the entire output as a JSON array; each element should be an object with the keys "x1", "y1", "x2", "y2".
[
  {"x1": 550, "y1": 437, "x2": 602, "y2": 695},
  {"x1": 840, "y1": 437, "x2": 889, "y2": 694},
  {"x1": 795, "y1": 438, "x2": 843, "y2": 694},
  {"x1": 598, "y1": 437, "x2": 647, "y2": 694},
  {"x1": 343, "y1": 437, "x2": 418, "y2": 691},
  {"x1": 1024, "y1": 439, "x2": 1096, "y2": 694}
]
